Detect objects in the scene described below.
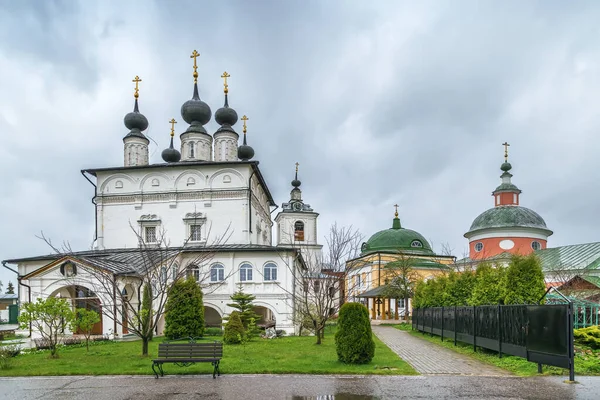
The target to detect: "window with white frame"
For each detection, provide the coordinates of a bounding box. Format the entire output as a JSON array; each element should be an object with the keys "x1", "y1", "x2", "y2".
[
  {"x1": 145, "y1": 226, "x2": 157, "y2": 243},
  {"x1": 189, "y1": 142, "x2": 195, "y2": 158},
  {"x1": 172, "y1": 264, "x2": 178, "y2": 280},
  {"x1": 190, "y1": 224, "x2": 202, "y2": 242},
  {"x1": 160, "y1": 266, "x2": 168, "y2": 283},
  {"x1": 210, "y1": 264, "x2": 225, "y2": 282},
  {"x1": 187, "y1": 264, "x2": 200, "y2": 282},
  {"x1": 240, "y1": 263, "x2": 253, "y2": 282},
  {"x1": 314, "y1": 280, "x2": 321, "y2": 294},
  {"x1": 263, "y1": 262, "x2": 277, "y2": 281}
]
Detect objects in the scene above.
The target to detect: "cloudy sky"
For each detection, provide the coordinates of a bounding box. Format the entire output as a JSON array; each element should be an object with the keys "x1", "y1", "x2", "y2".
[{"x1": 1, "y1": 0, "x2": 600, "y2": 286}]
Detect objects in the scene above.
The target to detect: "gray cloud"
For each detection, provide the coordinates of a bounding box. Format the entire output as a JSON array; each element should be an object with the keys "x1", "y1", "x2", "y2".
[{"x1": 2, "y1": 0, "x2": 600, "y2": 284}]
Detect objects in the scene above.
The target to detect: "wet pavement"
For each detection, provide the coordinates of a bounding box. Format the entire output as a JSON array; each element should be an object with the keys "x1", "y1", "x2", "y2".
[{"x1": 1, "y1": 374, "x2": 599, "y2": 400}]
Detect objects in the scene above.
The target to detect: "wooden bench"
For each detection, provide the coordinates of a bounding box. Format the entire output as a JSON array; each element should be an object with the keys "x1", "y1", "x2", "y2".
[
  {"x1": 0, "y1": 329, "x2": 15, "y2": 341},
  {"x1": 152, "y1": 340, "x2": 223, "y2": 378}
]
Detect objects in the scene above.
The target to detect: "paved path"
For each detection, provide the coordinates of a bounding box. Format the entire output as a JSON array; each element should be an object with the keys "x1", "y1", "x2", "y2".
[{"x1": 372, "y1": 326, "x2": 510, "y2": 376}]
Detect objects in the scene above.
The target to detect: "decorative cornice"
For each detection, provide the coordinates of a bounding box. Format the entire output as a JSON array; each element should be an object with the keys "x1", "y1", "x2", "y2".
[{"x1": 98, "y1": 189, "x2": 248, "y2": 205}]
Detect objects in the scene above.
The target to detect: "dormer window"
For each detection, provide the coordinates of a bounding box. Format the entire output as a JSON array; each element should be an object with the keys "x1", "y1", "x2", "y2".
[
  {"x1": 410, "y1": 240, "x2": 423, "y2": 248},
  {"x1": 145, "y1": 226, "x2": 157, "y2": 243}
]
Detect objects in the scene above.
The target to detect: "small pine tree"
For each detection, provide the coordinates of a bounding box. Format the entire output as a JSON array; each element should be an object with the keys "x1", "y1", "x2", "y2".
[
  {"x1": 469, "y1": 263, "x2": 506, "y2": 306},
  {"x1": 164, "y1": 277, "x2": 205, "y2": 340},
  {"x1": 444, "y1": 270, "x2": 476, "y2": 306},
  {"x1": 6, "y1": 282, "x2": 14, "y2": 295},
  {"x1": 223, "y1": 311, "x2": 246, "y2": 344},
  {"x1": 503, "y1": 254, "x2": 546, "y2": 305},
  {"x1": 140, "y1": 283, "x2": 153, "y2": 355},
  {"x1": 334, "y1": 302, "x2": 375, "y2": 364},
  {"x1": 226, "y1": 285, "x2": 261, "y2": 337}
]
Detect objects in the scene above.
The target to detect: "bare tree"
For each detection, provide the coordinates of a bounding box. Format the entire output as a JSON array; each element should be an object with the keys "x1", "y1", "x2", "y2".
[
  {"x1": 38, "y1": 221, "x2": 232, "y2": 356},
  {"x1": 276, "y1": 223, "x2": 364, "y2": 345},
  {"x1": 381, "y1": 255, "x2": 421, "y2": 321}
]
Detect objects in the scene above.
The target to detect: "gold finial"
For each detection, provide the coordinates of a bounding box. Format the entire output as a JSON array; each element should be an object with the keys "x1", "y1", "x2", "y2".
[
  {"x1": 394, "y1": 204, "x2": 399, "y2": 218},
  {"x1": 221, "y1": 71, "x2": 230, "y2": 94},
  {"x1": 169, "y1": 118, "x2": 177, "y2": 137},
  {"x1": 295, "y1": 162, "x2": 299, "y2": 173},
  {"x1": 502, "y1": 142, "x2": 510, "y2": 162},
  {"x1": 190, "y1": 50, "x2": 200, "y2": 83},
  {"x1": 241, "y1": 115, "x2": 249, "y2": 134},
  {"x1": 132, "y1": 76, "x2": 142, "y2": 99}
]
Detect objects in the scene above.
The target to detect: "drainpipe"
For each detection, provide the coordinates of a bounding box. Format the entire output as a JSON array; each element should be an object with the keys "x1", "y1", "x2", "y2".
[
  {"x1": 2, "y1": 261, "x2": 29, "y2": 336},
  {"x1": 248, "y1": 168, "x2": 256, "y2": 242},
  {"x1": 112, "y1": 274, "x2": 117, "y2": 335},
  {"x1": 81, "y1": 171, "x2": 99, "y2": 246}
]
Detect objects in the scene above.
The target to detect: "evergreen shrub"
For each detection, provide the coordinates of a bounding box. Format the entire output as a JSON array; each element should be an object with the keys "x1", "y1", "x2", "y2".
[
  {"x1": 164, "y1": 277, "x2": 205, "y2": 340},
  {"x1": 223, "y1": 311, "x2": 245, "y2": 344},
  {"x1": 574, "y1": 326, "x2": 600, "y2": 349},
  {"x1": 334, "y1": 302, "x2": 375, "y2": 364}
]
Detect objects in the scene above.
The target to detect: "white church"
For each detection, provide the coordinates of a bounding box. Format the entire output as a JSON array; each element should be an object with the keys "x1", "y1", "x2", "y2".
[{"x1": 3, "y1": 52, "x2": 323, "y2": 337}]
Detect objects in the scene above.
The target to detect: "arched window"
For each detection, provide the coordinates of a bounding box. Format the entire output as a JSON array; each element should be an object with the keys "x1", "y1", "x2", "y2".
[
  {"x1": 210, "y1": 264, "x2": 225, "y2": 282},
  {"x1": 240, "y1": 263, "x2": 253, "y2": 282},
  {"x1": 410, "y1": 240, "x2": 423, "y2": 248},
  {"x1": 189, "y1": 142, "x2": 195, "y2": 158},
  {"x1": 294, "y1": 221, "x2": 305, "y2": 241},
  {"x1": 263, "y1": 262, "x2": 277, "y2": 281},
  {"x1": 160, "y1": 266, "x2": 168, "y2": 283},
  {"x1": 172, "y1": 264, "x2": 179, "y2": 280},
  {"x1": 187, "y1": 264, "x2": 200, "y2": 282}
]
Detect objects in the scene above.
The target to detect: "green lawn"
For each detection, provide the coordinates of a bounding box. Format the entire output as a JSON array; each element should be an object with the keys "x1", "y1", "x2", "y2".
[
  {"x1": 399, "y1": 325, "x2": 600, "y2": 377},
  {"x1": 0, "y1": 330, "x2": 416, "y2": 376}
]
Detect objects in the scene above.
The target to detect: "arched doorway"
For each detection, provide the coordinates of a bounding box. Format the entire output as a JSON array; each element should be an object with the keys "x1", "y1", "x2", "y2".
[
  {"x1": 52, "y1": 286, "x2": 103, "y2": 335},
  {"x1": 253, "y1": 306, "x2": 276, "y2": 329},
  {"x1": 204, "y1": 306, "x2": 222, "y2": 328}
]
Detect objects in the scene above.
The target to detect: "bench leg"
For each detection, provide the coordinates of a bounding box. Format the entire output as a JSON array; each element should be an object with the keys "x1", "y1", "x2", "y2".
[
  {"x1": 212, "y1": 360, "x2": 220, "y2": 379},
  {"x1": 158, "y1": 363, "x2": 164, "y2": 377},
  {"x1": 152, "y1": 362, "x2": 159, "y2": 379}
]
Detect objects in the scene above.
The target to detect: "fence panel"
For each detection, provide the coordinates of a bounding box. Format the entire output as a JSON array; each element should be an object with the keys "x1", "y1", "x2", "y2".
[
  {"x1": 455, "y1": 306, "x2": 474, "y2": 344},
  {"x1": 475, "y1": 305, "x2": 500, "y2": 351}
]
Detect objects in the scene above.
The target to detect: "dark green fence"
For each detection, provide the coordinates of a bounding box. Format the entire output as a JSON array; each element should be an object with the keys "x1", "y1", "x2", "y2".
[
  {"x1": 413, "y1": 304, "x2": 575, "y2": 381},
  {"x1": 8, "y1": 304, "x2": 18, "y2": 324}
]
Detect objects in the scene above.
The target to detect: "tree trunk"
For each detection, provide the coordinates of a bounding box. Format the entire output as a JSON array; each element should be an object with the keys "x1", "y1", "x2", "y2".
[
  {"x1": 142, "y1": 337, "x2": 149, "y2": 356},
  {"x1": 315, "y1": 328, "x2": 322, "y2": 345},
  {"x1": 404, "y1": 296, "x2": 409, "y2": 321}
]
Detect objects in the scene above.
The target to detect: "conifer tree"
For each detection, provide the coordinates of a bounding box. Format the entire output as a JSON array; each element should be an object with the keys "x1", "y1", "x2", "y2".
[
  {"x1": 226, "y1": 285, "x2": 261, "y2": 337},
  {"x1": 469, "y1": 263, "x2": 506, "y2": 305},
  {"x1": 140, "y1": 283, "x2": 153, "y2": 355},
  {"x1": 164, "y1": 277, "x2": 205, "y2": 339},
  {"x1": 6, "y1": 281, "x2": 14, "y2": 295},
  {"x1": 503, "y1": 254, "x2": 546, "y2": 305}
]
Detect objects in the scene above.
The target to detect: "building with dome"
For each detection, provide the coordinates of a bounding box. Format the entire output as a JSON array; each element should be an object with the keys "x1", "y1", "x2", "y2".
[
  {"x1": 463, "y1": 145, "x2": 553, "y2": 262},
  {"x1": 3, "y1": 52, "x2": 322, "y2": 337},
  {"x1": 346, "y1": 207, "x2": 455, "y2": 320}
]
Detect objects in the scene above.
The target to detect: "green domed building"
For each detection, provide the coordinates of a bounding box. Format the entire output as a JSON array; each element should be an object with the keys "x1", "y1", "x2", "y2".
[{"x1": 346, "y1": 208, "x2": 455, "y2": 320}]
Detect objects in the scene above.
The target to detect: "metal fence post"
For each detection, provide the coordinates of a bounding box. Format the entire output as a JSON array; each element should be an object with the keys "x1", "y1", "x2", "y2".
[
  {"x1": 454, "y1": 305, "x2": 457, "y2": 346},
  {"x1": 473, "y1": 305, "x2": 477, "y2": 353},
  {"x1": 441, "y1": 306, "x2": 444, "y2": 342},
  {"x1": 498, "y1": 304, "x2": 502, "y2": 358},
  {"x1": 568, "y1": 302, "x2": 575, "y2": 382}
]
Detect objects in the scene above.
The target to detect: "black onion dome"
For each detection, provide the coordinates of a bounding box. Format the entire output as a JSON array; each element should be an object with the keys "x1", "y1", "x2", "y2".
[
  {"x1": 501, "y1": 162, "x2": 512, "y2": 172},
  {"x1": 291, "y1": 178, "x2": 301, "y2": 188},
  {"x1": 162, "y1": 137, "x2": 181, "y2": 163},
  {"x1": 215, "y1": 106, "x2": 238, "y2": 126},
  {"x1": 123, "y1": 99, "x2": 149, "y2": 141},
  {"x1": 238, "y1": 144, "x2": 255, "y2": 161},
  {"x1": 181, "y1": 83, "x2": 211, "y2": 125}
]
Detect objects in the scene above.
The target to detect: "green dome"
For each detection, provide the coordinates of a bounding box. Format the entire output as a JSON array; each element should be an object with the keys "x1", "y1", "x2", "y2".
[
  {"x1": 466, "y1": 206, "x2": 552, "y2": 236},
  {"x1": 361, "y1": 217, "x2": 434, "y2": 255}
]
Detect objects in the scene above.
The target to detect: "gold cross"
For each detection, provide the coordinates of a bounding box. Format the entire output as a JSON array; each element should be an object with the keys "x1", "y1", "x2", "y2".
[
  {"x1": 295, "y1": 162, "x2": 299, "y2": 173},
  {"x1": 502, "y1": 142, "x2": 510, "y2": 162},
  {"x1": 221, "y1": 71, "x2": 230, "y2": 94},
  {"x1": 132, "y1": 76, "x2": 142, "y2": 99},
  {"x1": 190, "y1": 50, "x2": 200, "y2": 83},
  {"x1": 241, "y1": 115, "x2": 248, "y2": 134},
  {"x1": 169, "y1": 118, "x2": 177, "y2": 137},
  {"x1": 394, "y1": 204, "x2": 399, "y2": 217}
]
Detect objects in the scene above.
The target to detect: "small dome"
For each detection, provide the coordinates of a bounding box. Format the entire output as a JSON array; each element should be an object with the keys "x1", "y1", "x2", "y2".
[
  {"x1": 161, "y1": 147, "x2": 181, "y2": 163},
  {"x1": 291, "y1": 178, "x2": 301, "y2": 188},
  {"x1": 181, "y1": 99, "x2": 211, "y2": 125},
  {"x1": 501, "y1": 162, "x2": 512, "y2": 172},
  {"x1": 466, "y1": 205, "x2": 552, "y2": 236},
  {"x1": 215, "y1": 106, "x2": 238, "y2": 126},
  {"x1": 238, "y1": 144, "x2": 254, "y2": 161},
  {"x1": 124, "y1": 111, "x2": 149, "y2": 131},
  {"x1": 181, "y1": 84, "x2": 211, "y2": 125},
  {"x1": 361, "y1": 218, "x2": 434, "y2": 255}
]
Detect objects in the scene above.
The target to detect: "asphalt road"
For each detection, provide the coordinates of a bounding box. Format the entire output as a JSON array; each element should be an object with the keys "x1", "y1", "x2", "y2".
[{"x1": 1, "y1": 374, "x2": 599, "y2": 400}]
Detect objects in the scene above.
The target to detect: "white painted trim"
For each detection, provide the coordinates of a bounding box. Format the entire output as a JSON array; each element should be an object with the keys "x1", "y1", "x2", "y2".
[{"x1": 467, "y1": 228, "x2": 550, "y2": 241}]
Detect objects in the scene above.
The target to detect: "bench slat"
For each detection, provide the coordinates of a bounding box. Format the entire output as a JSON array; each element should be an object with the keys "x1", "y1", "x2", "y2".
[{"x1": 158, "y1": 353, "x2": 223, "y2": 357}]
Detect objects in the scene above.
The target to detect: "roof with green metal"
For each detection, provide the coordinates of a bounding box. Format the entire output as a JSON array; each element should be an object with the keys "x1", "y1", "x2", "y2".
[
  {"x1": 466, "y1": 205, "x2": 552, "y2": 236},
  {"x1": 361, "y1": 217, "x2": 434, "y2": 255},
  {"x1": 536, "y1": 242, "x2": 600, "y2": 272}
]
